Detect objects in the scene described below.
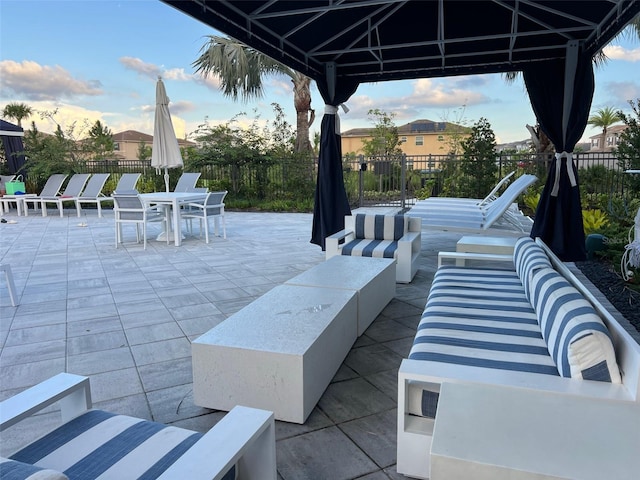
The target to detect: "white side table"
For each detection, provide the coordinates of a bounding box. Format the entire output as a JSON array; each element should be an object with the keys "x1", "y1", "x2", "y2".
[
  {"x1": 1, "y1": 194, "x2": 37, "y2": 216},
  {"x1": 430, "y1": 382, "x2": 640, "y2": 480}
]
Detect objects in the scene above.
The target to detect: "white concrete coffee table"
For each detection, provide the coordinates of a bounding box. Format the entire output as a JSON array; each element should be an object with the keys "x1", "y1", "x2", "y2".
[
  {"x1": 192, "y1": 284, "x2": 358, "y2": 424},
  {"x1": 285, "y1": 255, "x2": 395, "y2": 336}
]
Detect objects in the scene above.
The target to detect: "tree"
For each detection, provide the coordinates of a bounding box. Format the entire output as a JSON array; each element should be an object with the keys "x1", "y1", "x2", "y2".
[
  {"x1": 360, "y1": 109, "x2": 403, "y2": 157},
  {"x1": 460, "y1": 117, "x2": 498, "y2": 198},
  {"x1": 616, "y1": 98, "x2": 640, "y2": 195},
  {"x1": 193, "y1": 35, "x2": 315, "y2": 153},
  {"x1": 587, "y1": 106, "x2": 623, "y2": 150},
  {"x1": 86, "y1": 120, "x2": 115, "y2": 159},
  {"x1": 137, "y1": 141, "x2": 151, "y2": 161},
  {"x1": 2, "y1": 102, "x2": 33, "y2": 127}
]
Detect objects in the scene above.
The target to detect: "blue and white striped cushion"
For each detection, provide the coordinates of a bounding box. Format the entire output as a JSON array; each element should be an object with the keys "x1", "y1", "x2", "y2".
[
  {"x1": 529, "y1": 267, "x2": 621, "y2": 382},
  {"x1": 10, "y1": 410, "x2": 236, "y2": 480},
  {"x1": 341, "y1": 238, "x2": 398, "y2": 259},
  {"x1": 354, "y1": 214, "x2": 407, "y2": 241},
  {"x1": 513, "y1": 237, "x2": 552, "y2": 301},
  {"x1": 0, "y1": 457, "x2": 68, "y2": 480}
]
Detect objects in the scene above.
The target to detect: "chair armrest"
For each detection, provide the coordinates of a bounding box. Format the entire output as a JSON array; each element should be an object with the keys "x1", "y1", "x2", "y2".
[
  {"x1": 157, "y1": 406, "x2": 276, "y2": 480},
  {"x1": 0, "y1": 373, "x2": 91, "y2": 431},
  {"x1": 325, "y1": 229, "x2": 355, "y2": 259},
  {"x1": 437, "y1": 251, "x2": 514, "y2": 267}
]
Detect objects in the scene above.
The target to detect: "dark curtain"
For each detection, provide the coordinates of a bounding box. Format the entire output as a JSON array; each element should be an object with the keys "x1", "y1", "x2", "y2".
[
  {"x1": 523, "y1": 53, "x2": 594, "y2": 262},
  {"x1": 0, "y1": 120, "x2": 27, "y2": 177},
  {"x1": 310, "y1": 76, "x2": 359, "y2": 249}
]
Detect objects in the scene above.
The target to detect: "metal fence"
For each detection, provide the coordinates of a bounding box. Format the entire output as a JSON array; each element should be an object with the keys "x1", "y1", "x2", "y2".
[{"x1": 77, "y1": 152, "x2": 635, "y2": 210}]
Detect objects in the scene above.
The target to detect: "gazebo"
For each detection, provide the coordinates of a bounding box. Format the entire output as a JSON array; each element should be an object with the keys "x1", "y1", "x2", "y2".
[{"x1": 161, "y1": 0, "x2": 640, "y2": 261}]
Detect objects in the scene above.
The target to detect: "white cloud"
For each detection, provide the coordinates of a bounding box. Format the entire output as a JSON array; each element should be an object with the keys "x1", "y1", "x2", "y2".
[
  {"x1": 603, "y1": 45, "x2": 640, "y2": 62},
  {"x1": 0, "y1": 60, "x2": 103, "y2": 101},
  {"x1": 119, "y1": 57, "x2": 163, "y2": 79}
]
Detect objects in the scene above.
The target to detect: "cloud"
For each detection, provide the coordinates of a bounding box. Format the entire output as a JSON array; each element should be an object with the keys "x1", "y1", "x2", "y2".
[
  {"x1": 411, "y1": 78, "x2": 489, "y2": 107},
  {"x1": 120, "y1": 56, "x2": 222, "y2": 91},
  {"x1": 603, "y1": 45, "x2": 640, "y2": 62},
  {"x1": 119, "y1": 57, "x2": 163, "y2": 79},
  {"x1": 168, "y1": 100, "x2": 196, "y2": 116},
  {"x1": 601, "y1": 81, "x2": 640, "y2": 107},
  {"x1": 0, "y1": 60, "x2": 103, "y2": 101}
]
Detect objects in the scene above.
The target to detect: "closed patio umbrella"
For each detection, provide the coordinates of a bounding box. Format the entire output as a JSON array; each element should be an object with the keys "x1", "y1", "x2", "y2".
[
  {"x1": 152, "y1": 76, "x2": 183, "y2": 192},
  {"x1": 1, "y1": 119, "x2": 27, "y2": 177}
]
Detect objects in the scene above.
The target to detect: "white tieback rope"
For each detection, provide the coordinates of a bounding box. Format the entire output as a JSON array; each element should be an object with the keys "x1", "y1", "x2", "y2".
[
  {"x1": 324, "y1": 104, "x2": 349, "y2": 134},
  {"x1": 551, "y1": 151, "x2": 577, "y2": 197}
]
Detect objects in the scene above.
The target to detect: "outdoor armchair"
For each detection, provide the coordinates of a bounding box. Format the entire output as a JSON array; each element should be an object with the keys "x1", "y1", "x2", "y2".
[
  {"x1": 182, "y1": 190, "x2": 227, "y2": 243},
  {"x1": 74, "y1": 173, "x2": 110, "y2": 217},
  {"x1": 0, "y1": 373, "x2": 277, "y2": 479},
  {"x1": 113, "y1": 193, "x2": 167, "y2": 249}
]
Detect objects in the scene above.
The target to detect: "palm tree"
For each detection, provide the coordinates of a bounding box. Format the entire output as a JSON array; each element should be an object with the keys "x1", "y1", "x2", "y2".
[
  {"x1": 587, "y1": 106, "x2": 623, "y2": 150},
  {"x1": 193, "y1": 35, "x2": 315, "y2": 153},
  {"x1": 2, "y1": 102, "x2": 33, "y2": 127}
]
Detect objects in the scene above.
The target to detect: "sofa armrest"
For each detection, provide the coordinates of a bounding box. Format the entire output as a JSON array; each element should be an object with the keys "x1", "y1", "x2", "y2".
[
  {"x1": 437, "y1": 251, "x2": 514, "y2": 267},
  {"x1": 0, "y1": 373, "x2": 91, "y2": 431},
  {"x1": 157, "y1": 406, "x2": 276, "y2": 480},
  {"x1": 325, "y1": 229, "x2": 355, "y2": 259}
]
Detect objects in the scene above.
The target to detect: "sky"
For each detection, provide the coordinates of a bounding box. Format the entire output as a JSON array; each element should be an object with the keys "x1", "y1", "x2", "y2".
[{"x1": 1, "y1": 0, "x2": 639, "y2": 145}]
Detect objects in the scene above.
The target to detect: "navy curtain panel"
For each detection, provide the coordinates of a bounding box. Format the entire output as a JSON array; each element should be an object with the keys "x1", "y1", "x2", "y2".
[
  {"x1": 523, "y1": 54, "x2": 594, "y2": 262},
  {"x1": 1, "y1": 120, "x2": 27, "y2": 177},
  {"x1": 310, "y1": 76, "x2": 359, "y2": 249}
]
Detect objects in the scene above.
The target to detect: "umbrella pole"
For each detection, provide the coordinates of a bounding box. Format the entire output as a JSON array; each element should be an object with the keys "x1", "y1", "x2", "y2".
[{"x1": 164, "y1": 168, "x2": 170, "y2": 193}]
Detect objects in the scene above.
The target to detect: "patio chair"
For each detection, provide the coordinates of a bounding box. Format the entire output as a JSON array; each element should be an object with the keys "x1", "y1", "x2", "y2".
[
  {"x1": 22, "y1": 174, "x2": 68, "y2": 216},
  {"x1": 182, "y1": 190, "x2": 227, "y2": 243},
  {"x1": 36, "y1": 173, "x2": 91, "y2": 217},
  {"x1": 0, "y1": 373, "x2": 277, "y2": 480},
  {"x1": 421, "y1": 170, "x2": 516, "y2": 207},
  {"x1": 0, "y1": 263, "x2": 17, "y2": 306},
  {"x1": 174, "y1": 172, "x2": 202, "y2": 192},
  {"x1": 113, "y1": 172, "x2": 141, "y2": 194},
  {"x1": 113, "y1": 193, "x2": 167, "y2": 249},
  {"x1": 0, "y1": 175, "x2": 16, "y2": 215},
  {"x1": 408, "y1": 174, "x2": 537, "y2": 233},
  {"x1": 74, "y1": 173, "x2": 110, "y2": 217}
]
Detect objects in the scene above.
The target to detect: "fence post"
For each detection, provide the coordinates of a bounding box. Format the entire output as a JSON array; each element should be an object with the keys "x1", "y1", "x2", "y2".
[
  {"x1": 401, "y1": 153, "x2": 407, "y2": 209},
  {"x1": 358, "y1": 154, "x2": 365, "y2": 208}
]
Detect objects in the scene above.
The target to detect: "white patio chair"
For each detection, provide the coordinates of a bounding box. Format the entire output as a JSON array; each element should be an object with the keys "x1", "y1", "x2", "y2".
[
  {"x1": 420, "y1": 170, "x2": 516, "y2": 207},
  {"x1": 174, "y1": 172, "x2": 202, "y2": 192},
  {"x1": 0, "y1": 373, "x2": 276, "y2": 480},
  {"x1": 113, "y1": 172, "x2": 141, "y2": 193},
  {"x1": 22, "y1": 174, "x2": 68, "y2": 216},
  {"x1": 182, "y1": 190, "x2": 227, "y2": 243},
  {"x1": 32, "y1": 173, "x2": 91, "y2": 217},
  {"x1": 74, "y1": 172, "x2": 110, "y2": 217},
  {"x1": 113, "y1": 193, "x2": 167, "y2": 249}
]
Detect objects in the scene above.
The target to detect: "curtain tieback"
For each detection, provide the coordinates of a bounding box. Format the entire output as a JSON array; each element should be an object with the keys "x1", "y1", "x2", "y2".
[
  {"x1": 324, "y1": 104, "x2": 349, "y2": 134},
  {"x1": 551, "y1": 151, "x2": 577, "y2": 197}
]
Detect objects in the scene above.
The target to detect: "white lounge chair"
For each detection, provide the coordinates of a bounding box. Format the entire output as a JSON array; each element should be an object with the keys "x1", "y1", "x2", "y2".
[
  {"x1": 36, "y1": 173, "x2": 91, "y2": 217},
  {"x1": 113, "y1": 172, "x2": 141, "y2": 194},
  {"x1": 0, "y1": 373, "x2": 276, "y2": 479},
  {"x1": 174, "y1": 172, "x2": 202, "y2": 192},
  {"x1": 74, "y1": 173, "x2": 110, "y2": 217},
  {"x1": 421, "y1": 170, "x2": 516, "y2": 207},
  {"x1": 409, "y1": 174, "x2": 537, "y2": 233},
  {"x1": 22, "y1": 174, "x2": 68, "y2": 216}
]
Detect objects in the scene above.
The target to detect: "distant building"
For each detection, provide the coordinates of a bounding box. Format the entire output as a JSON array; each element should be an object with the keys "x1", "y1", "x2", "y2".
[
  {"x1": 341, "y1": 119, "x2": 469, "y2": 156},
  {"x1": 111, "y1": 130, "x2": 195, "y2": 160},
  {"x1": 588, "y1": 124, "x2": 627, "y2": 152},
  {"x1": 496, "y1": 139, "x2": 532, "y2": 153}
]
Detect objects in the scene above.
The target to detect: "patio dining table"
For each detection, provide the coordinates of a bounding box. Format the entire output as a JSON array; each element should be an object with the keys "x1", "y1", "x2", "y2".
[{"x1": 139, "y1": 191, "x2": 207, "y2": 246}]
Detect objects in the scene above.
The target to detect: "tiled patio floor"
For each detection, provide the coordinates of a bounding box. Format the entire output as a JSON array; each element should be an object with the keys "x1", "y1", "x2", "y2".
[{"x1": 0, "y1": 205, "x2": 620, "y2": 479}]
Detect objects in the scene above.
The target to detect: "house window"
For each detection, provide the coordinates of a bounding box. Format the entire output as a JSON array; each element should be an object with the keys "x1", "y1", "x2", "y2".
[
  {"x1": 114, "y1": 142, "x2": 120, "y2": 151},
  {"x1": 400, "y1": 136, "x2": 407, "y2": 144},
  {"x1": 415, "y1": 136, "x2": 424, "y2": 146},
  {"x1": 437, "y1": 135, "x2": 444, "y2": 141},
  {"x1": 591, "y1": 138, "x2": 599, "y2": 147}
]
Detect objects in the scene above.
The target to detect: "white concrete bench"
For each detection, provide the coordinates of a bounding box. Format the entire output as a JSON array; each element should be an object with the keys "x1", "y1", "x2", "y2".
[
  {"x1": 193, "y1": 285, "x2": 358, "y2": 424},
  {"x1": 285, "y1": 255, "x2": 395, "y2": 336}
]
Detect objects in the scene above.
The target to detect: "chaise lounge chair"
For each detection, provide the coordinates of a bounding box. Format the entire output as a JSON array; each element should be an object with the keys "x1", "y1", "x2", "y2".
[
  {"x1": 421, "y1": 170, "x2": 516, "y2": 207},
  {"x1": 0, "y1": 373, "x2": 276, "y2": 479},
  {"x1": 29, "y1": 173, "x2": 91, "y2": 217},
  {"x1": 74, "y1": 173, "x2": 110, "y2": 217},
  {"x1": 22, "y1": 174, "x2": 68, "y2": 216},
  {"x1": 409, "y1": 174, "x2": 537, "y2": 233}
]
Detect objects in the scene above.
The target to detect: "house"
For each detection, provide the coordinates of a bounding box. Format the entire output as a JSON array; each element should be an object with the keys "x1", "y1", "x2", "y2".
[
  {"x1": 588, "y1": 124, "x2": 627, "y2": 152},
  {"x1": 341, "y1": 119, "x2": 469, "y2": 156},
  {"x1": 111, "y1": 130, "x2": 195, "y2": 160}
]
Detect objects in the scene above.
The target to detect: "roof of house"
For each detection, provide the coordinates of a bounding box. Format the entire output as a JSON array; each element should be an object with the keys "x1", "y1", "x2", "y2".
[
  {"x1": 588, "y1": 124, "x2": 627, "y2": 139},
  {"x1": 111, "y1": 130, "x2": 195, "y2": 146},
  {"x1": 342, "y1": 119, "x2": 467, "y2": 137}
]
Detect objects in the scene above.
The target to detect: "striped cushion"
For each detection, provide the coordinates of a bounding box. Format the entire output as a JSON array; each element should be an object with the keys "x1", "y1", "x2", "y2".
[
  {"x1": 10, "y1": 410, "x2": 236, "y2": 480},
  {"x1": 354, "y1": 214, "x2": 407, "y2": 241},
  {"x1": 0, "y1": 457, "x2": 68, "y2": 480},
  {"x1": 341, "y1": 238, "x2": 398, "y2": 259},
  {"x1": 529, "y1": 267, "x2": 621, "y2": 382},
  {"x1": 513, "y1": 237, "x2": 552, "y2": 301}
]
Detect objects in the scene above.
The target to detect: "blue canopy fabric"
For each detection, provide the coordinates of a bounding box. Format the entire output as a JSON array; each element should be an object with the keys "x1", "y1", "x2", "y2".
[{"x1": 0, "y1": 119, "x2": 27, "y2": 177}]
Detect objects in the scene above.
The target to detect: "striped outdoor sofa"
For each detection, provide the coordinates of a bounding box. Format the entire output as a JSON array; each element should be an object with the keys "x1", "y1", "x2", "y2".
[
  {"x1": 397, "y1": 236, "x2": 640, "y2": 479},
  {"x1": 325, "y1": 213, "x2": 422, "y2": 283},
  {"x1": 0, "y1": 374, "x2": 276, "y2": 480}
]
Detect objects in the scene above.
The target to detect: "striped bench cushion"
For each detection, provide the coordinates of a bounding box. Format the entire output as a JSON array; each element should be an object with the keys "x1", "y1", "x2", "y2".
[
  {"x1": 9, "y1": 410, "x2": 236, "y2": 480},
  {"x1": 513, "y1": 236, "x2": 552, "y2": 301},
  {"x1": 406, "y1": 265, "x2": 559, "y2": 418},
  {"x1": 341, "y1": 238, "x2": 398, "y2": 259},
  {"x1": 0, "y1": 457, "x2": 68, "y2": 480},
  {"x1": 529, "y1": 267, "x2": 621, "y2": 382},
  {"x1": 354, "y1": 214, "x2": 407, "y2": 241}
]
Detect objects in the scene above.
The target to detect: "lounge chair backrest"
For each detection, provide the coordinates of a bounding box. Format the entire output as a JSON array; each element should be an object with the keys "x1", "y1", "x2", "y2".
[
  {"x1": 174, "y1": 172, "x2": 201, "y2": 192},
  {"x1": 59, "y1": 173, "x2": 91, "y2": 197},
  {"x1": 114, "y1": 173, "x2": 141, "y2": 193},
  {"x1": 38, "y1": 174, "x2": 68, "y2": 197},
  {"x1": 483, "y1": 174, "x2": 537, "y2": 227},
  {"x1": 78, "y1": 173, "x2": 110, "y2": 198},
  {"x1": 478, "y1": 170, "x2": 515, "y2": 206}
]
